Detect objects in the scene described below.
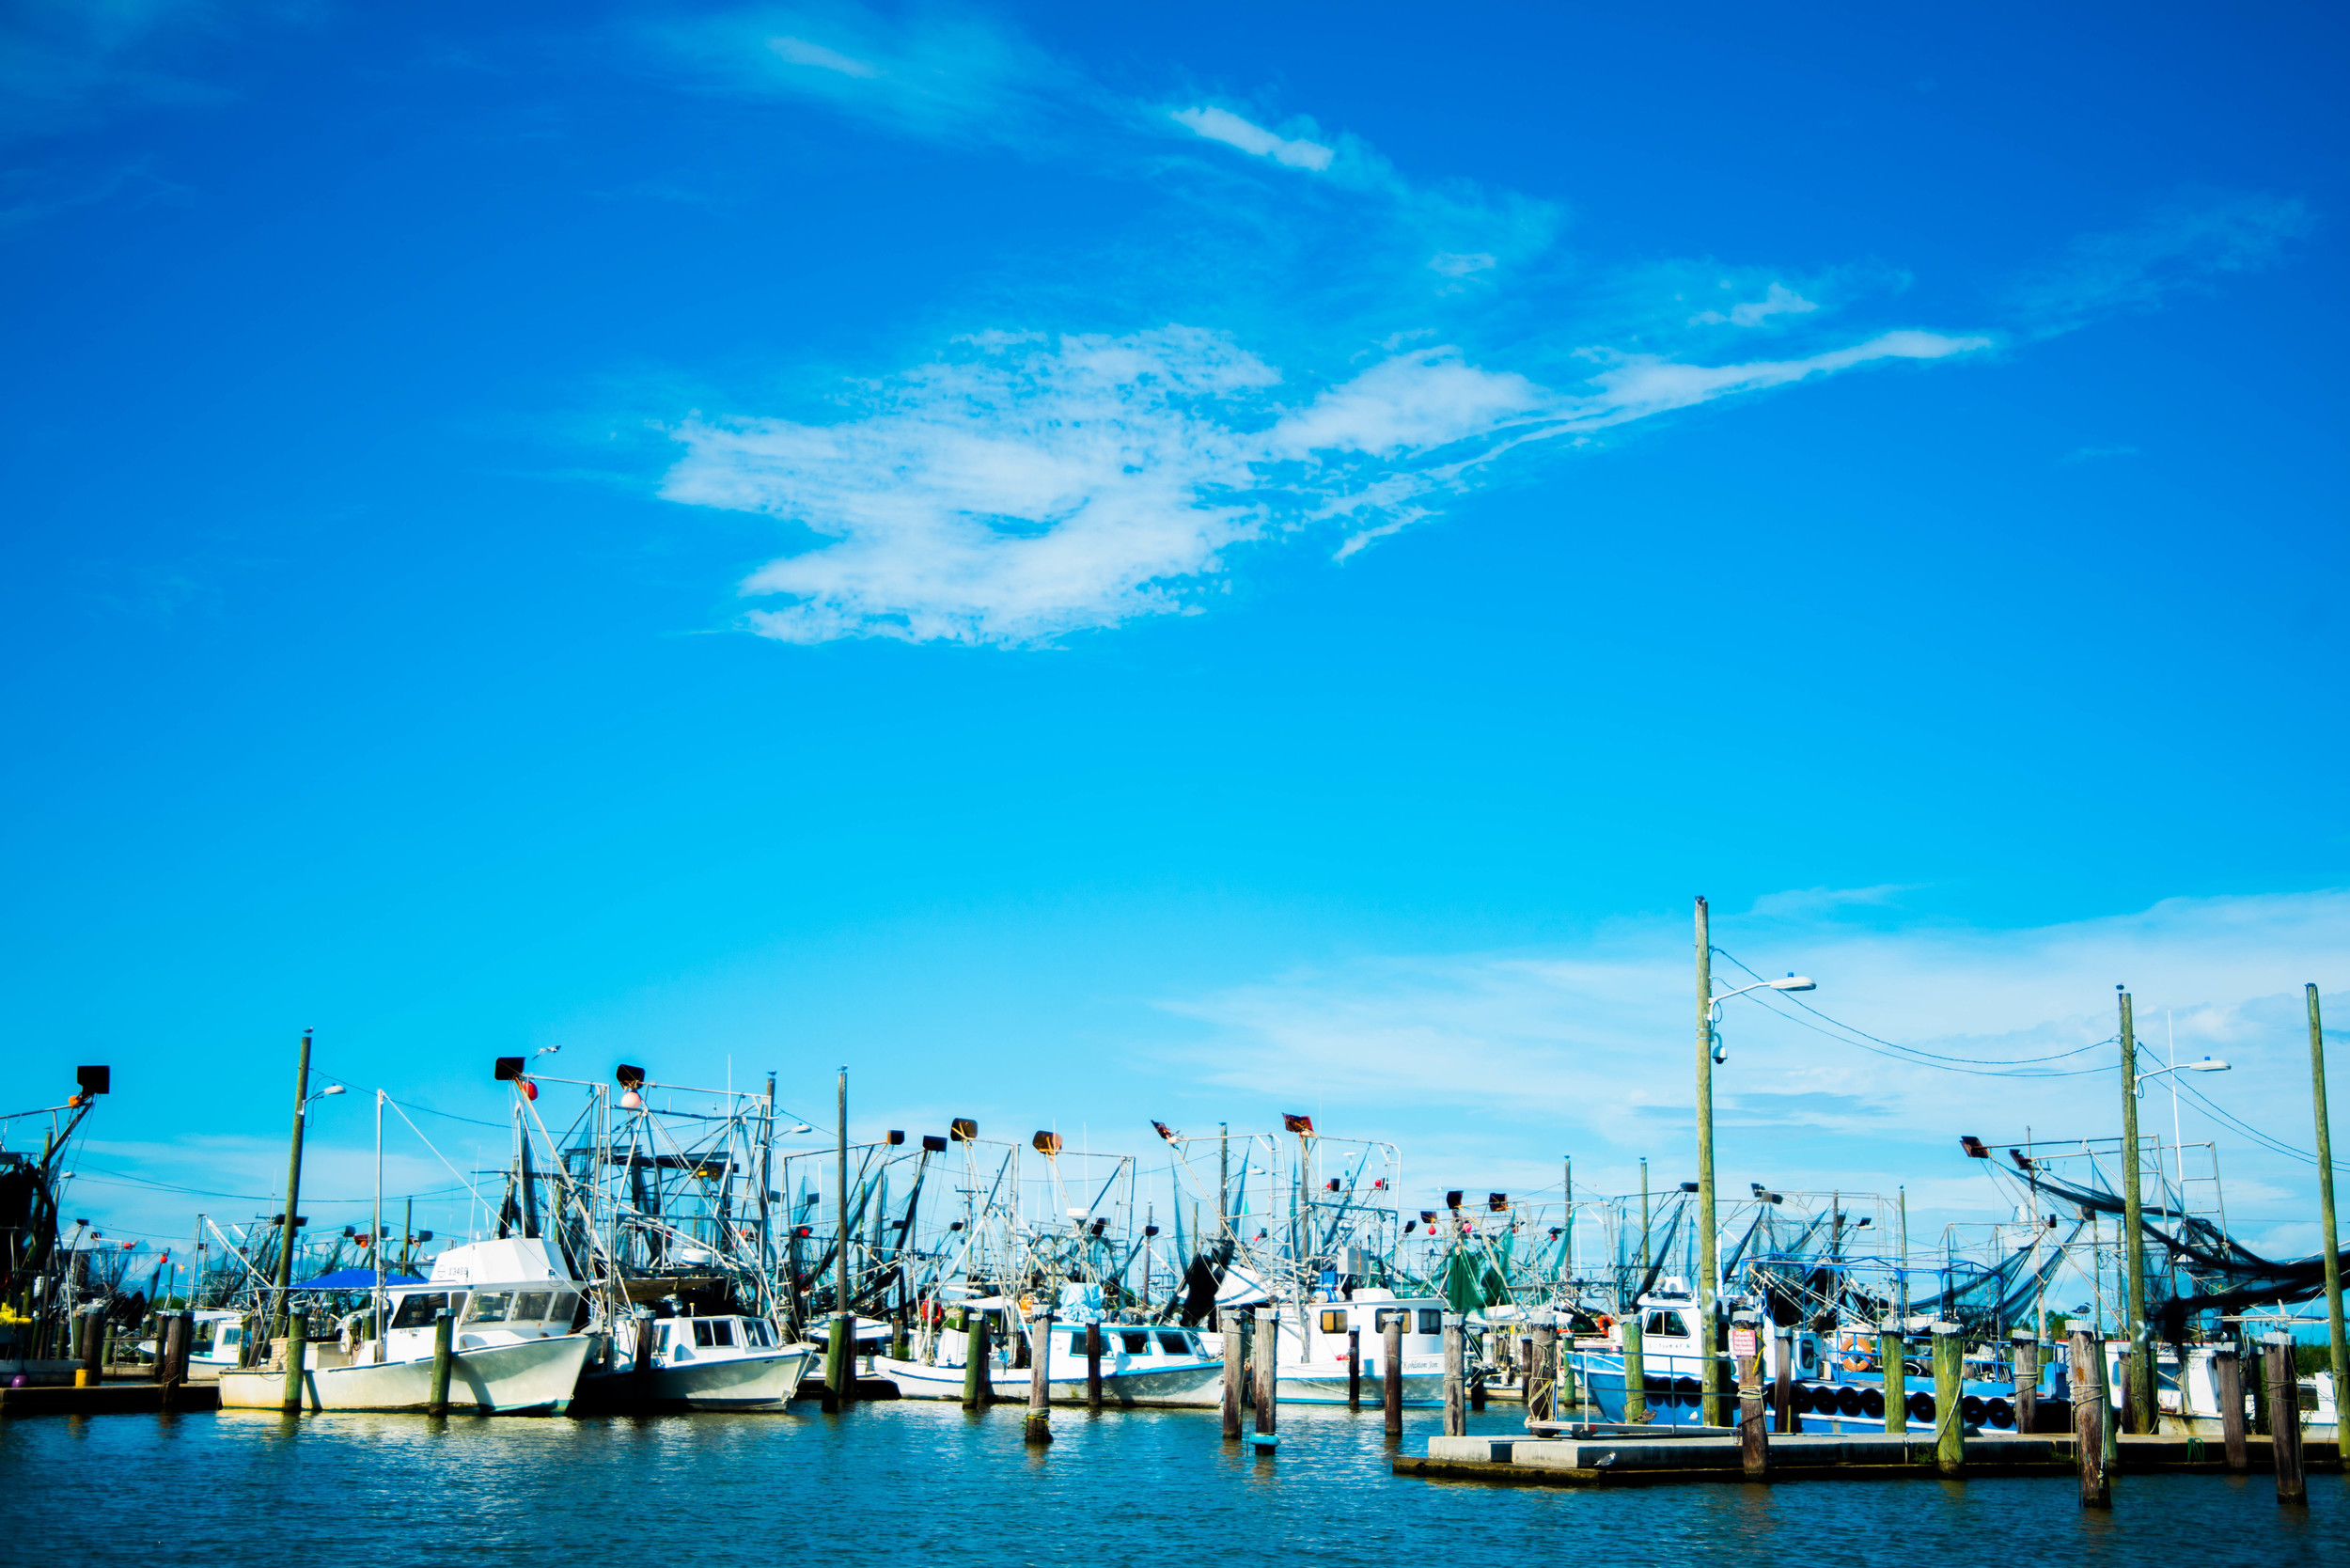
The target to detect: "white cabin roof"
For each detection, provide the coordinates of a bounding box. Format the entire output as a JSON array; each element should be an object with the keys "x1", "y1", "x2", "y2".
[{"x1": 427, "y1": 1236, "x2": 572, "y2": 1286}]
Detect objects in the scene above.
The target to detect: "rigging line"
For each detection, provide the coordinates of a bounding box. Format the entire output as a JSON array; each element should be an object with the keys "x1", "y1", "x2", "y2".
[
  {"x1": 1736, "y1": 989, "x2": 2109, "y2": 1077},
  {"x1": 1714, "y1": 947, "x2": 2112, "y2": 1067},
  {"x1": 2175, "y1": 1080, "x2": 2350, "y2": 1174},
  {"x1": 383, "y1": 1096, "x2": 488, "y2": 1215}
]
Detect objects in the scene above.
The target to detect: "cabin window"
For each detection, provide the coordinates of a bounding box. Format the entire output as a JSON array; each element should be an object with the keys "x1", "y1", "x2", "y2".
[
  {"x1": 548, "y1": 1292, "x2": 579, "y2": 1325},
  {"x1": 1319, "y1": 1309, "x2": 1348, "y2": 1334},
  {"x1": 1375, "y1": 1309, "x2": 1408, "y2": 1334},
  {"x1": 1122, "y1": 1331, "x2": 1150, "y2": 1355},
  {"x1": 1797, "y1": 1339, "x2": 1815, "y2": 1368},
  {"x1": 514, "y1": 1292, "x2": 552, "y2": 1322},
  {"x1": 1418, "y1": 1309, "x2": 1443, "y2": 1336},
  {"x1": 709, "y1": 1321, "x2": 736, "y2": 1348},
  {"x1": 2300, "y1": 1385, "x2": 2321, "y2": 1413},
  {"x1": 743, "y1": 1321, "x2": 771, "y2": 1347},
  {"x1": 221, "y1": 1326, "x2": 242, "y2": 1346},
  {"x1": 391, "y1": 1294, "x2": 456, "y2": 1329},
  {"x1": 693, "y1": 1321, "x2": 714, "y2": 1347},
  {"x1": 1157, "y1": 1332, "x2": 1190, "y2": 1356},
  {"x1": 466, "y1": 1292, "x2": 513, "y2": 1325},
  {"x1": 1068, "y1": 1330, "x2": 1091, "y2": 1356},
  {"x1": 191, "y1": 1322, "x2": 216, "y2": 1353},
  {"x1": 1642, "y1": 1311, "x2": 1688, "y2": 1339}
]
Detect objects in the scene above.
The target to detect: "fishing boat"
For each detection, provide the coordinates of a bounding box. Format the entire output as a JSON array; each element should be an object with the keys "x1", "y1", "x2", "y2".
[
  {"x1": 1570, "y1": 1285, "x2": 2057, "y2": 1434},
  {"x1": 577, "y1": 1307, "x2": 815, "y2": 1409},
  {"x1": 217, "y1": 1237, "x2": 593, "y2": 1414},
  {"x1": 2109, "y1": 1341, "x2": 2341, "y2": 1435},
  {"x1": 1260, "y1": 1290, "x2": 1449, "y2": 1404},
  {"x1": 875, "y1": 1294, "x2": 1228, "y2": 1406}
]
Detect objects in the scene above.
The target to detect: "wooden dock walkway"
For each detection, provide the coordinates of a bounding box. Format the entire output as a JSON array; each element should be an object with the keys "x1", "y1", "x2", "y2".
[{"x1": 1398, "y1": 1432, "x2": 2343, "y2": 1487}]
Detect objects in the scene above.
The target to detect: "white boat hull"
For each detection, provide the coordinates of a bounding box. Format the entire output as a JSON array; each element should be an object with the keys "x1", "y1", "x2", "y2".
[
  {"x1": 875, "y1": 1355, "x2": 1227, "y2": 1408},
  {"x1": 582, "y1": 1344, "x2": 817, "y2": 1409},
  {"x1": 217, "y1": 1334, "x2": 591, "y2": 1414}
]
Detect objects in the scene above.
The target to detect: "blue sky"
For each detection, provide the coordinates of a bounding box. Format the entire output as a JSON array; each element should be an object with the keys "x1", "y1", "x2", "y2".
[{"x1": 4, "y1": 2, "x2": 2346, "y2": 1278}]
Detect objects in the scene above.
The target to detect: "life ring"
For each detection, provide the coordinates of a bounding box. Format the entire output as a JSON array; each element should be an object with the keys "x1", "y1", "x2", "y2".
[
  {"x1": 1838, "y1": 1334, "x2": 1872, "y2": 1372},
  {"x1": 1595, "y1": 1313, "x2": 1614, "y2": 1335}
]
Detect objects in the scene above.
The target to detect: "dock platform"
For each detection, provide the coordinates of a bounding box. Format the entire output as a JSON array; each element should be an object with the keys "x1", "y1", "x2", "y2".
[
  {"x1": 1397, "y1": 1432, "x2": 2343, "y2": 1486},
  {"x1": 0, "y1": 1381, "x2": 222, "y2": 1417}
]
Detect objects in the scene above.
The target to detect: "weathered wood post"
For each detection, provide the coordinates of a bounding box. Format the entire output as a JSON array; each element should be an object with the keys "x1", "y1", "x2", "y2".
[
  {"x1": 1086, "y1": 1322, "x2": 1103, "y2": 1412},
  {"x1": 1382, "y1": 1314, "x2": 1403, "y2": 1437},
  {"x1": 1347, "y1": 1326, "x2": 1361, "y2": 1410},
  {"x1": 1773, "y1": 1326, "x2": 1794, "y2": 1433},
  {"x1": 1932, "y1": 1323, "x2": 1965, "y2": 1476},
  {"x1": 1528, "y1": 1313, "x2": 1557, "y2": 1426},
  {"x1": 1519, "y1": 1333, "x2": 1534, "y2": 1408},
  {"x1": 891, "y1": 1307, "x2": 910, "y2": 1362},
  {"x1": 962, "y1": 1312, "x2": 991, "y2": 1410},
  {"x1": 1733, "y1": 1312, "x2": 1767, "y2": 1481},
  {"x1": 77, "y1": 1309, "x2": 102, "y2": 1388},
  {"x1": 2071, "y1": 1329, "x2": 2109, "y2": 1508},
  {"x1": 1622, "y1": 1313, "x2": 1649, "y2": 1424},
  {"x1": 428, "y1": 1308, "x2": 455, "y2": 1416},
  {"x1": 2214, "y1": 1344, "x2": 2247, "y2": 1470},
  {"x1": 2117, "y1": 1346, "x2": 2138, "y2": 1438},
  {"x1": 2265, "y1": 1332, "x2": 2305, "y2": 1504},
  {"x1": 279, "y1": 1309, "x2": 308, "y2": 1415},
  {"x1": 1442, "y1": 1312, "x2": 1466, "y2": 1436},
  {"x1": 1220, "y1": 1309, "x2": 1243, "y2": 1439},
  {"x1": 1025, "y1": 1309, "x2": 1053, "y2": 1446},
  {"x1": 2012, "y1": 1329, "x2": 2039, "y2": 1435},
  {"x1": 1253, "y1": 1307, "x2": 1279, "y2": 1441},
  {"x1": 157, "y1": 1311, "x2": 185, "y2": 1408},
  {"x1": 1881, "y1": 1323, "x2": 1906, "y2": 1435}
]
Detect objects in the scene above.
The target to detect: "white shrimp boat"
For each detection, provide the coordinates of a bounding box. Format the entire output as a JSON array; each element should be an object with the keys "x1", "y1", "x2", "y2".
[
  {"x1": 218, "y1": 1238, "x2": 592, "y2": 1414},
  {"x1": 2107, "y1": 1340, "x2": 2340, "y2": 1436},
  {"x1": 875, "y1": 1296, "x2": 1227, "y2": 1407},
  {"x1": 580, "y1": 1309, "x2": 815, "y2": 1408},
  {"x1": 1268, "y1": 1290, "x2": 1449, "y2": 1404}
]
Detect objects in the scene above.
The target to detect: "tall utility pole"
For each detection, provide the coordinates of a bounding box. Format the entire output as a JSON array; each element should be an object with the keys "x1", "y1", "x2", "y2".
[
  {"x1": 1218, "y1": 1123, "x2": 1230, "y2": 1238},
  {"x1": 761, "y1": 1072, "x2": 776, "y2": 1316},
  {"x1": 1694, "y1": 895, "x2": 1722, "y2": 1428},
  {"x1": 2309, "y1": 984, "x2": 2349, "y2": 1458},
  {"x1": 835, "y1": 1066, "x2": 852, "y2": 1403},
  {"x1": 272, "y1": 1029, "x2": 313, "y2": 1336},
  {"x1": 2118, "y1": 989, "x2": 2154, "y2": 1434}
]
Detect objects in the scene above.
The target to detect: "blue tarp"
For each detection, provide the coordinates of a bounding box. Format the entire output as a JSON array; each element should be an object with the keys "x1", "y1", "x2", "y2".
[{"x1": 295, "y1": 1267, "x2": 426, "y2": 1291}]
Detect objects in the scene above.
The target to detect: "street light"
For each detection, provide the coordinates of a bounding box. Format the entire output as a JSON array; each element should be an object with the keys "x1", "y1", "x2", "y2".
[
  {"x1": 1708, "y1": 976, "x2": 1817, "y2": 1063},
  {"x1": 2132, "y1": 1056, "x2": 2229, "y2": 1097},
  {"x1": 1693, "y1": 895, "x2": 1817, "y2": 1428}
]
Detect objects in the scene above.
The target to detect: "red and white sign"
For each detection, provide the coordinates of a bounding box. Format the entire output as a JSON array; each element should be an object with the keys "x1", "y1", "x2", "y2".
[{"x1": 1729, "y1": 1328, "x2": 1758, "y2": 1358}]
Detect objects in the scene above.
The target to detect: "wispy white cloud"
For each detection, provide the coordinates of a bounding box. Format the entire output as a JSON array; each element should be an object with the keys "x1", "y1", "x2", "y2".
[
  {"x1": 1158, "y1": 890, "x2": 2350, "y2": 1244},
  {"x1": 2060, "y1": 444, "x2": 2138, "y2": 464},
  {"x1": 767, "y1": 34, "x2": 876, "y2": 78},
  {"x1": 2010, "y1": 191, "x2": 2314, "y2": 337},
  {"x1": 0, "y1": 0, "x2": 229, "y2": 144},
  {"x1": 663, "y1": 324, "x2": 1989, "y2": 645},
  {"x1": 1746, "y1": 884, "x2": 1919, "y2": 917},
  {"x1": 1168, "y1": 105, "x2": 1334, "y2": 171},
  {"x1": 1690, "y1": 280, "x2": 1819, "y2": 327}
]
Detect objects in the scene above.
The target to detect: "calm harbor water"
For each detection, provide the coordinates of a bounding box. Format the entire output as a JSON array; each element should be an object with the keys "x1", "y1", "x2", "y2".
[{"x1": 5, "y1": 1401, "x2": 2344, "y2": 1564}]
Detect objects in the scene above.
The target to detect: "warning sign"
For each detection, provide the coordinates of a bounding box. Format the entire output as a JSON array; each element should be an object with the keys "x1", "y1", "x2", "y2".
[{"x1": 1729, "y1": 1327, "x2": 1758, "y2": 1358}]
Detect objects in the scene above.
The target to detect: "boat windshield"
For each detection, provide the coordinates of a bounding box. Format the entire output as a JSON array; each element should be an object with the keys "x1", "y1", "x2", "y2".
[
  {"x1": 466, "y1": 1292, "x2": 513, "y2": 1325},
  {"x1": 390, "y1": 1292, "x2": 464, "y2": 1329},
  {"x1": 1156, "y1": 1331, "x2": 1191, "y2": 1356},
  {"x1": 1120, "y1": 1330, "x2": 1150, "y2": 1355}
]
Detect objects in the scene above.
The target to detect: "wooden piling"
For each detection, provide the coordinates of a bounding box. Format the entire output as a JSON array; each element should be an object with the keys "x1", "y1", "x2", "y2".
[
  {"x1": 1382, "y1": 1314, "x2": 1403, "y2": 1436},
  {"x1": 1442, "y1": 1312, "x2": 1465, "y2": 1437},
  {"x1": 159, "y1": 1313, "x2": 186, "y2": 1408},
  {"x1": 2012, "y1": 1330, "x2": 2039, "y2": 1434},
  {"x1": 428, "y1": 1309, "x2": 454, "y2": 1415},
  {"x1": 280, "y1": 1309, "x2": 308, "y2": 1415},
  {"x1": 2117, "y1": 1347, "x2": 2138, "y2": 1438},
  {"x1": 1519, "y1": 1334, "x2": 1534, "y2": 1408},
  {"x1": 1025, "y1": 1310, "x2": 1053, "y2": 1445},
  {"x1": 824, "y1": 1313, "x2": 849, "y2": 1410},
  {"x1": 2265, "y1": 1334, "x2": 2305, "y2": 1503},
  {"x1": 1881, "y1": 1325, "x2": 1905, "y2": 1435},
  {"x1": 1086, "y1": 1322, "x2": 1103, "y2": 1413},
  {"x1": 1774, "y1": 1327, "x2": 1794, "y2": 1434},
  {"x1": 963, "y1": 1313, "x2": 991, "y2": 1410},
  {"x1": 1253, "y1": 1307, "x2": 1278, "y2": 1439},
  {"x1": 2214, "y1": 1345, "x2": 2247, "y2": 1470},
  {"x1": 1932, "y1": 1325, "x2": 1964, "y2": 1476},
  {"x1": 891, "y1": 1308, "x2": 910, "y2": 1362},
  {"x1": 1622, "y1": 1314, "x2": 1649, "y2": 1424},
  {"x1": 1528, "y1": 1316, "x2": 1556, "y2": 1426},
  {"x1": 1348, "y1": 1326, "x2": 1361, "y2": 1410},
  {"x1": 2071, "y1": 1329, "x2": 2109, "y2": 1508},
  {"x1": 1733, "y1": 1314, "x2": 1767, "y2": 1480},
  {"x1": 78, "y1": 1310, "x2": 102, "y2": 1387},
  {"x1": 1221, "y1": 1309, "x2": 1243, "y2": 1439}
]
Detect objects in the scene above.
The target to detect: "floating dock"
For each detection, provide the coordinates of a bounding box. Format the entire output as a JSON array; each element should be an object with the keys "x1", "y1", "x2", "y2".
[
  {"x1": 0, "y1": 1382, "x2": 222, "y2": 1417},
  {"x1": 1398, "y1": 1432, "x2": 2343, "y2": 1486}
]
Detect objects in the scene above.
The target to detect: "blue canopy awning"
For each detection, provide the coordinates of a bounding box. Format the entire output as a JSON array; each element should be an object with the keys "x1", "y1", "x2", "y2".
[{"x1": 294, "y1": 1267, "x2": 426, "y2": 1291}]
